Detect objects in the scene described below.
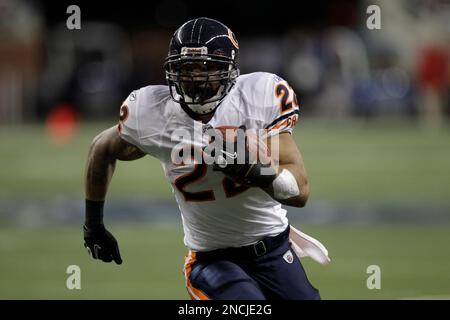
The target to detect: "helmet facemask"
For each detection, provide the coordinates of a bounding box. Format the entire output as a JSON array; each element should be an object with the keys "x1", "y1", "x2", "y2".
[{"x1": 165, "y1": 49, "x2": 239, "y2": 114}]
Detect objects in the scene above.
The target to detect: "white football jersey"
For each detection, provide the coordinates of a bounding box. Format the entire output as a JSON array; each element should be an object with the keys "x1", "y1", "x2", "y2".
[{"x1": 118, "y1": 72, "x2": 300, "y2": 251}]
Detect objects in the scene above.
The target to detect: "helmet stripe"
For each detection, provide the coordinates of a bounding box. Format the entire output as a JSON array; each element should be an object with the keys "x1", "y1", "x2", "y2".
[
  {"x1": 205, "y1": 34, "x2": 229, "y2": 44},
  {"x1": 197, "y1": 21, "x2": 204, "y2": 43},
  {"x1": 190, "y1": 18, "x2": 198, "y2": 42}
]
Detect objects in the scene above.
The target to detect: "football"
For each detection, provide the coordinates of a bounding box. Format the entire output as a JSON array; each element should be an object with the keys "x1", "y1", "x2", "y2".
[{"x1": 212, "y1": 125, "x2": 273, "y2": 166}]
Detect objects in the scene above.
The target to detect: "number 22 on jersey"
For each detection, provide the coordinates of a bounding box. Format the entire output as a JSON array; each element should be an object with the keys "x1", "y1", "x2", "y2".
[{"x1": 174, "y1": 163, "x2": 249, "y2": 202}]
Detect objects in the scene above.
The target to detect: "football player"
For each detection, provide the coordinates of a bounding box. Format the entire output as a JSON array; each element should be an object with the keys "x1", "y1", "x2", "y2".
[{"x1": 84, "y1": 17, "x2": 327, "y2": 299}]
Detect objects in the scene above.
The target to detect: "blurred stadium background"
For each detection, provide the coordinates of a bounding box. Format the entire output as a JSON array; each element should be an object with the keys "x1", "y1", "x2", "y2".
[{"x1": 1, "y1": 0, "x2": 450, "y2": 299}]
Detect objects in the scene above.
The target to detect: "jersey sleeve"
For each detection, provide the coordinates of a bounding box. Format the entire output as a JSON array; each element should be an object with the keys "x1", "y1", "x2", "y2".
[
  {"x1": 264, "y1": 75, "x2": 300, "y2": 137},
  {"x1": 118, "y1": 90, "x2": 142, "y2": 148}
]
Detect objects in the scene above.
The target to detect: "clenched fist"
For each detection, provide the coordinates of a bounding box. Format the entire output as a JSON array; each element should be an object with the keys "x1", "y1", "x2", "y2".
[{"x1": 83, "y1": 225, "x2": 122, "y2": 265}]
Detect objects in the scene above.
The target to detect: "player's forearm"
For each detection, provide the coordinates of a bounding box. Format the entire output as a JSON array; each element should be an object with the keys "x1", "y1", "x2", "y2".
[
  {"x1": 84, "y1": 127, "x2": 146, "y2": 229},
  {"x1": 85, "y1": 132, "x2": 117, "y2": 202},
  {"x1": 264, "y1": 164, "x2": 309, "y2": 208}
]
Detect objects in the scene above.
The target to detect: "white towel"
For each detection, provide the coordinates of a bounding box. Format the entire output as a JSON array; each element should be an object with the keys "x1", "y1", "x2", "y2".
[{"x1": 289, "y1": 225, "x2": 331, "y2": 265}]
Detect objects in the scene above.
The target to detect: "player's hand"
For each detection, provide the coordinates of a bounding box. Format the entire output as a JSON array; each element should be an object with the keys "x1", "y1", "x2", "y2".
[
  {"x1": 214, "y1": 155, "x2": 276, "y2": 187},
  {"x1": 209, "y1": 126, "x2": 277, "y2": 187},
  {"x1": 83, "y1": 225, "x2": 122, "y2": 264}
]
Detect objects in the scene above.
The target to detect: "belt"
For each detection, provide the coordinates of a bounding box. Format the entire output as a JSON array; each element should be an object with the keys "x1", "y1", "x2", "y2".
[{"x1": 196, "y1": 226, "x2": 290, "y2": 260}]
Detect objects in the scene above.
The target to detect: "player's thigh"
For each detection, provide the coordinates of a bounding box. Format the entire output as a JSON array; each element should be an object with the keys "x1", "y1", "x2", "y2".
[
  {"x1": 188, "y1": 259, "x2": 266, "y2": 300},
  {"x1": 252, "y1": 243, "x2": 321, "y2": 300}
]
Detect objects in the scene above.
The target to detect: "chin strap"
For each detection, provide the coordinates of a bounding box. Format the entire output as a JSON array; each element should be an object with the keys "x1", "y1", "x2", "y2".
[
  {"x1": 179, "y1": 101, "x2": 217, "y2": 121},
  {"x1": 179, "y1": 95, "x2": 230, "y2": 121},
  {"x1": 188, "y1": 101, "x2": 218, "y2": 114}
]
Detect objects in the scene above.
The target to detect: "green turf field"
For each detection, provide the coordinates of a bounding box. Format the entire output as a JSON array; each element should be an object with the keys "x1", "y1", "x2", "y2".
[
  {"x1": 0, "y1": 118, "x2": 449, "y2": 299},
  {"x1": 1, "y1": 223, "x2": 450, "y2": 299}
]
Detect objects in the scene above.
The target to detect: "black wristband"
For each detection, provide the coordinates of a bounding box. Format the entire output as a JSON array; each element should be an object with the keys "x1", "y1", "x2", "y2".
[{"x1": 85, "y1": 199, "x2": 105, "y2": 228}]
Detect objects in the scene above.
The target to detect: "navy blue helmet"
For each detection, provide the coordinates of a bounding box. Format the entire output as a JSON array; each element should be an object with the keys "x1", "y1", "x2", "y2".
[{"x1": 164, "y1": 17, "x2": 240, "y2": 115}]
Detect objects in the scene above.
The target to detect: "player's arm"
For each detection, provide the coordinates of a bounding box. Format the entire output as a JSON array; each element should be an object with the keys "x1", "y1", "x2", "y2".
[
  {"x1": 85, "y1": 125, "x2": 145, "y2": 200},
  {"x1": 84, "y1": 125, "x2": 145, "y2": 264},
  {"x1": 211, "y1": 129, "x2": 308, "y2": 207},
  {"x1": 263, "y1": 132, "x2": 309, "y2": 207}
]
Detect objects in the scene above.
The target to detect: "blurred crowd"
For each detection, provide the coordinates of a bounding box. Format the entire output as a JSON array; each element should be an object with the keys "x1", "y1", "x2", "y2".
[{"x1": 0, "y1": 0, "x2": 449, "y2": 126}]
